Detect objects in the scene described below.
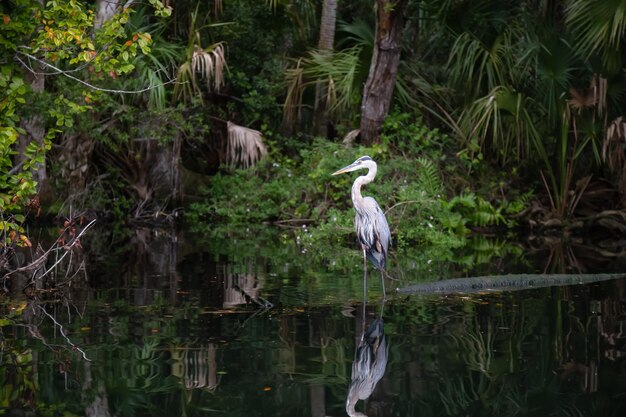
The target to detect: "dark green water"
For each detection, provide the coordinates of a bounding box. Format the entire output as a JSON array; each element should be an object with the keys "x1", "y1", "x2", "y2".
[{"x1": 1, "y1": 226, "x2": 626, "y2": 416}]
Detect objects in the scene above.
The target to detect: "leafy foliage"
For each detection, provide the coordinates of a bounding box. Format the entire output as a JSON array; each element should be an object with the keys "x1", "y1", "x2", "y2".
[
  {"x1": 0, "y1": 68, "x2": 49, "y2": 244},
  {"x1": 0, "y1": 0, "x2": 170, "y2": 242},
  {"x1": 188, "y1": 120, "x2": 471, "y2": 258},
  {"x1": 172, "y1": 5, "x2": 227, "y2": 104}
]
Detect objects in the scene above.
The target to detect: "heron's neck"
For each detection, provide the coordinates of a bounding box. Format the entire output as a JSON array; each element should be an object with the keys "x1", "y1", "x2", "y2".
[
  {"x1": 346, "y1": 390, "x2": 368, "y2": 417},
  {"x1": 351, "y1": 164, "x2": 377, "y2": 209},
  {"x1": 346, "y1": 400, "x2": 367, "y2": 417}
]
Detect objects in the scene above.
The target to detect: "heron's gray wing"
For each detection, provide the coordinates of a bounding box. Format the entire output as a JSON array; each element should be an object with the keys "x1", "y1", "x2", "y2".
[
  {"x1": 357, "y1": 197, "x2": 391, "y2": 269},
  {"x1": 374, "y1": 205, "x2": 391, "y2": 254}
]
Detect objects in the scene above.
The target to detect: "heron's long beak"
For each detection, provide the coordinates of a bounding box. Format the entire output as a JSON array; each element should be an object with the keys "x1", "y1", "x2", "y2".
[{"x1": 332, "y1": 162, "x2": 359, "y2": 176}]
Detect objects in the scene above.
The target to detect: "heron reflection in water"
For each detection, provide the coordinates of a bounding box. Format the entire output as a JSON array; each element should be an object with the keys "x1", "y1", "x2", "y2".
[
  {"x1": 332, "y1": 156, "x2": 391, "y2": 299},
  {"x1": 346, "y1": 301, "x2": 388, "y2": 417}
]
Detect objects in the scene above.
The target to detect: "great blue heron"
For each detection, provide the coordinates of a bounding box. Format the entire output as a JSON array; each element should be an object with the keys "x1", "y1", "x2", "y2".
[{"x1": 332, "y1": 156, "x2": 391, "y2": 298}]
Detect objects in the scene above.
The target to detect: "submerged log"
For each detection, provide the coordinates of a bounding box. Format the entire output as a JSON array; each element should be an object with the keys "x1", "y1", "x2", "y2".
[{"x1": 396, "y1": 273, "x2": 626, "y2": 295}]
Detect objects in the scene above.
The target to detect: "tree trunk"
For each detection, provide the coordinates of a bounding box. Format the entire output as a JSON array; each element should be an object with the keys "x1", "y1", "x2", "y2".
[
  {"x1": 94, "y1": 0, "x2": 121, "y2": 30},
  {"x1": 58, "y1": 0, "x2": 123, "y2": 200},
  {"x1": 318, "y1": 0, "x2": 337, "y2": 51},
  {"x1": 17, "y1": 68, "x2": 46, "y2": 187},
  {"x1": 13, "y1": 0, "x2": 46, "y2": 196},
  {"x1": 313, "y1": 0, "x2": 337, "y2": 137},
  {"x1": 359, "y1": 0, "x2": 407, "y2": 145}
]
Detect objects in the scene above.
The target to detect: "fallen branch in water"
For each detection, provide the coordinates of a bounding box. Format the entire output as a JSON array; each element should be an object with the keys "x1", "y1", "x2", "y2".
[{"x1": 396, "y1": 273, "x2": 626, "y2": 295}]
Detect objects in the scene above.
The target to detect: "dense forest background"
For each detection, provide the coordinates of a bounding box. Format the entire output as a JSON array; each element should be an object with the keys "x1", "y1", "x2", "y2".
[{"x1": 3, "y1": 0, "x2": 626, "y2": 260}]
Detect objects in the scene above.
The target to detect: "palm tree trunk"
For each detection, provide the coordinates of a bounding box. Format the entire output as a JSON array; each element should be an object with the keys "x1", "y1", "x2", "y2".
[
  {"x1": 313, "y1": 0, "x2": 337, "y2": 137},
  {"x1": 59, "y1": 0, "x2": 124, "y2": 199},
  {"x1": 359, "y1": 0, "x2": 407, "y2": 145},
  {"x1": 318, "y1": 0, "x2": 337, "y2": 51}
]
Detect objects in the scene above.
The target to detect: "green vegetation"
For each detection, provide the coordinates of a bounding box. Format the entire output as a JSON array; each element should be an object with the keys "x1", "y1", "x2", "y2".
[
  {"x1": 0, "y1": 0, "x2": 170, "y2": 244},
  {"x1": 3, "y1": 0, "x2": 626, "y2": 258},
  {"x1": 187, "y1": 114, "x2": 524, "y2": 256},
  {"x1": 3, "y1": 3, "x2": 626, "y2": 414}
]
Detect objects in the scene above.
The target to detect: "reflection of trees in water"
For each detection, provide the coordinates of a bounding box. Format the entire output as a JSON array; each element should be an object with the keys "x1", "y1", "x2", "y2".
[
  {"x1": 559, "y1": 277, "x2": 626, "y2": 397},
  {"x1": 526, "y1": 235, "x2": 626, "y2": 274},
  {"x1": 122, "y1": 227, "x2": 181, "y2": 306},
  {"x1": 4, "y1": 225, "x2": 626, "y2": 416},
  {"x1": 171, "y1": 344, "x2": 220, "y2": 391},
  {"x1": 222, "y1": 270, "x2": 268, "y2": 309},
  {"x1": 388, "y1": 279, "x2": 626, "y2": 416},
  {"x1": 84, "y1": 226, "x2": 181, "y2": 305},
  {"x1": 86, "y1": 227, "x2": 271, "y2": 309}
]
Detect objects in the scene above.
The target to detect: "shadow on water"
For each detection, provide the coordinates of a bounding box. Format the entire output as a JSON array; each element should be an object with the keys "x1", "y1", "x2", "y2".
[{"x1": 1, "y1": 225, "x2": 626, "y2": 416}]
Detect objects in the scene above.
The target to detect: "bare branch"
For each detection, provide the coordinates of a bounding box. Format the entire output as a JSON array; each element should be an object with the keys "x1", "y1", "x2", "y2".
[
  {"x1": 16, "y1": 50, "x2": 175, "y2": 94},
  {"x1": 40, "y1": 219, "x2": 96, "y2": 279},
  {"x1": 3, "y1": 219, "x2": 96, "y2": 280}
]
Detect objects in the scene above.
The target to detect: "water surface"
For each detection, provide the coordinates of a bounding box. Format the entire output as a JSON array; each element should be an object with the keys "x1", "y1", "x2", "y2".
[{"x1": 1, "y1": 226, "x2": 625, "y2": 416}]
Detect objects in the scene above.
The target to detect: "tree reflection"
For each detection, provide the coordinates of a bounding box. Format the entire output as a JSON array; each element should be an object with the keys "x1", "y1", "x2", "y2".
[{"x1": 171, "y1": 344, "x2": 220, "y2": 391}]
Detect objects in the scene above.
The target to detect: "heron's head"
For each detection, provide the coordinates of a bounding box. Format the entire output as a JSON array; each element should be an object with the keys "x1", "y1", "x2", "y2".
[{"x1": 332, "y1": 156, "x2": 374, "y2": 176}]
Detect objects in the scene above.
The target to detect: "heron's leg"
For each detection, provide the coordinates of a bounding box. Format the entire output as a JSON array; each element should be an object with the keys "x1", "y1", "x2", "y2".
[
  {"x1": 362, "y1": 247, "x2": 367, "y2": 338},
  {"x1": 362, "y1": 248, "x2": 368, "y2": 302},
  {"x1": 380, "y1": 268, "x2": 386, "y2": 300}
]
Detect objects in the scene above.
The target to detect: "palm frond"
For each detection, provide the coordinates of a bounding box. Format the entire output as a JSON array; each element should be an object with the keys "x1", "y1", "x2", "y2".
[
  {"x1": 459, "y1": 86, "x2": 546, "y2": 165},
  {"x1": 337, "y1": 19, "x2": 375, "y2": 49},
  {"x1": 226, "y1": 122, "x2": 268, "y2": 168},
  {"x1": 535, "y1": 35, "x2": 575, "y2": 126},
  {"x1": 138, "y1": 41, "x2": 182, "y2": 110},
  {"x1": 448, "y1": 26, "x2": 531, "y2": 98},
  {"x1": 174, "y1": 42, "x2": 227, "y2": 103},
  {"x1": 173, "y1": 61, "x2": 196, "y2": 103},
  {"x1": 568, "y1": 74, "x2": 607, "y2": 116},
  {"x1": 342, "y1": 128, "x2": 360, "y2": 146},
  {"x1": 213, "y1": 0, "x2": 223, "y2": 17},
  {"x1": 308, "y1": 47, "x2": 360, "y2": 114},
  {"x1": 566, "y1": 0, "x2": 626, "y2": 71},
  {"x1": 285, "y1": 0, "x2": 317, "y2": 41},
  {"x1": 266, "y1": 0, "x2": 280, "y2": 11},
  {"x1": 282, "y1": 47, "x2": 361, "y2": 128},
  {"x1": 283, "y1": 58, "x2": 305, "y2": 128},
  {"x1": 192, "y1": 42, "x2": 227, "y2": 93},
  {"x1": 448, "y1": 32, "x2": 501, "y2": 96},
  {"x1": 603, "y1": 116, "x2": 626, "y2": 168}
]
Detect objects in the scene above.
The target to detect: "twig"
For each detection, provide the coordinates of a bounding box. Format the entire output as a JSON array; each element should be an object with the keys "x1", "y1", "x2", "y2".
[
  {"x1": 272, "y1": 218, "x2": 315, "y2": 224},
  {"x1": 16, "y1": 50, "x2": 175, "y2": 94},
  {"x1": 7, "y1": 159, "x2": 26, "y2": 176},
  {"x1": 40, "y1": 219, "x2": 96, "y2": 279},
  {"x1": 38, "y1": 305, "x2": 91, "y2": 361},
  {"x1": 384, "y1": 200, "x2": 420, "y2": 215},
  {"x1": 3, "y1": 219, "x2": 96, "y2": 280}
]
